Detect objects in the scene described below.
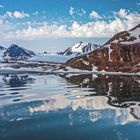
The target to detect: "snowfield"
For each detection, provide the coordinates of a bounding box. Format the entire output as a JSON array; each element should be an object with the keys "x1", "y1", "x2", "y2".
[
  {"x1": 29, "y1": 42, "x2": 100, "y2": 63},
  {"x1": 29, "y1": 54, "x2": 73, "y2": 63}
]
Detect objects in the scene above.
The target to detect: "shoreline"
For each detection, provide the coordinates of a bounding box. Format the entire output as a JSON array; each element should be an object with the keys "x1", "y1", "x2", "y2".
[{"x1": 0, "y1": 68, "x2": 139, "y2": 76}]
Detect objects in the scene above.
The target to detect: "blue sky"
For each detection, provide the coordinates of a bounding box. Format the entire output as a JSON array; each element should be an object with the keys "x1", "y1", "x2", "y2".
[{"x1": 0, "y1": 0, "x2": 140, "y2": 52}]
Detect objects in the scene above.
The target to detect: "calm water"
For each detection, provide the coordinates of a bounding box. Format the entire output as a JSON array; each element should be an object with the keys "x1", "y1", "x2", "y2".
[{"x1": 0, "y1": 73, "x2": 140, "y2": 140}]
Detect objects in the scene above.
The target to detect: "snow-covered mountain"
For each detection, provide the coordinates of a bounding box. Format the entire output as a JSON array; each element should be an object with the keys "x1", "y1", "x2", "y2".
[
  {"x1": 3, "y1": 44, "x2": 35, "y2": 61},
  {"x1": 0, "y1": 46, "x2": 6, "y2": 51},
  {"x1": 30, "y1": 42, "x2": 101, "y2": 63},
  {"x1": 105, "y1": 23, "x2": 140, "y2": 45},
  {"x1": 59, "y1": 41, "x2": 101, "y2": 56},
  {"x1": 66, "y1": 23, "x2": 140, "y2": 73},
  {"x1": 0, "y1": 46, "x2": 6, "y2": 61},
  {"x1": 0, "y1": 42, "x2": 100, "y2": 63}
]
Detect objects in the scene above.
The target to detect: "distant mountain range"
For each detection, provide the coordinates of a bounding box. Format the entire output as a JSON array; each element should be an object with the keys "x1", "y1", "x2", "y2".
[
  {"x1": 58, "y1": 41, "x2": 101, "y2": 56},
  {"x1": 66, "y1": 23, "x2": 140, "y2": 73},
  {"x1": 0, "y1": 42, "x2": 100, "y2": 63},
  {"x1": 30, "y1": 42, "x2": 101, "y2": 63}
]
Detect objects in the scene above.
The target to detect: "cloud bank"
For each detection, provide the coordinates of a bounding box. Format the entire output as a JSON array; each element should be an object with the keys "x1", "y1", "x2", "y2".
[{"x1": 0, "y1": 9, "x2": 140, "y2": 41}]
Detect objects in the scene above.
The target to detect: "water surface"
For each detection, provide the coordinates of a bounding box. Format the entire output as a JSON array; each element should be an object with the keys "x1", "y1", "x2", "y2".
[{"x1": 0, "y1": 73, "x2": 140, "y2": 140}]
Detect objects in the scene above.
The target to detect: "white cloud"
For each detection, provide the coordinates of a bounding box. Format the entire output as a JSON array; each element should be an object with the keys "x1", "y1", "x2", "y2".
[
  {"x1": 5, "y1": 24, "x2": 71, "y2": 40},
  {"x1": 89, "y1": 11, "x2": 102, "y2": 19},
  {"x1": 118, "y1": 9, "x2": 127, "y2": 17},
  {"x1": 0, "y1": 18, "x2": 15, "y2": 43},
  {"x1": 0, "y1": 8, "x2": 140, "y2": 42},
  {"x1": 6, "y1": 12, "x2": 13, "y2": 18},
  {"x1": 0, "y1": 4, "x2": 4, "y2": 8},
  {"x1": 0, "y1": 21, "x2": 14, "y2": 32},
  {"x1": 6, "y1": 11, "x2": 29, "y2": 18},
  {"x1": 69, "y1": 6, "x2": 75, "y2": 17},
  {"x1": 69, "y1": 7, "x2": 86, "y2": 17},
  {"x1": 71, "y1": 10, "x2": 140, "y2": 38}
]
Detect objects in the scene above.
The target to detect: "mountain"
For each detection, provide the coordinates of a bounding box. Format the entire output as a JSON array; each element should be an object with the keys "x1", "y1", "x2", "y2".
[
  {"x1": 0, "y1": 46, "x2": 6, "y2": 61},
  {"x1": 0, "y1": 46, "x2": 6, "y2": 51},
  {"x1": 30, "y1": 42, "x2": 100, "y2": 63},
  {"x1": 3, "y1": 44, "x2": 35, "y2": 61},
  {"x1": 66, "y1": 24, "x2": 140, "y2": 73},
  {"x1": 59, "y1": 41, "x2": 101, "y2": 56}
]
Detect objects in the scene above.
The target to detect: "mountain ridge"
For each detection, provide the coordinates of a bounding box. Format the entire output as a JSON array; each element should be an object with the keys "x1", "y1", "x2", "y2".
[{"x1": 59, "y1": 41, "x2": 101, "y2": 56}]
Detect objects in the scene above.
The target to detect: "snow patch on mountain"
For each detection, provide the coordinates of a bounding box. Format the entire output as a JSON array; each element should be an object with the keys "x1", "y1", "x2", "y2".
[
  {"x1": 121, "y1": 27, "x2": 140, "y2": 44},
  {"x1": 61, "y1": 41, "x2": 101, "y2": 56},
  {"x1": 130, "y1": 26, "x2": 140, "y2": 39}
]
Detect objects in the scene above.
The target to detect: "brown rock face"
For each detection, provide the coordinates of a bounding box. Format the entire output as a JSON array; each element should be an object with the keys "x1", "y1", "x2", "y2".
[{"x1": 66, "y1": 24, "x2": 140, "y2": 73}]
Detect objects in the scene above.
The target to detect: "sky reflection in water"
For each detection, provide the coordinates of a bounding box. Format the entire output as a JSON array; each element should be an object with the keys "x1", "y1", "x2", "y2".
[{"x1": 0, "y1": 73, "x2": 140, "y2": 140}]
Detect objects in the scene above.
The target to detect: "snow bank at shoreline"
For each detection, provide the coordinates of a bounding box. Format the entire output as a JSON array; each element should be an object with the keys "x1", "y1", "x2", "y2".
[{"x1": 0, "y1": 66, "x2": 140, "y2": 76}]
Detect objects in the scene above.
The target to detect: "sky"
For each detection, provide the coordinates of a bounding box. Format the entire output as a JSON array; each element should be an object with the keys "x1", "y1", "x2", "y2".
[{"x1": 0, "y1": 0, "x2": 140, "y2": 53}]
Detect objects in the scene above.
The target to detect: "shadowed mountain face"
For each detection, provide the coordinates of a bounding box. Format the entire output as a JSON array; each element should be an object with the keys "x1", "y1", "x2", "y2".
[
  {"x1": 3, "y1": 44, "x2": 35, "y2": 61},
  {"x1": 66, "y1": 24, "x2": 140, "y2": 72},
  {"x1": 0, "y1": 46, "x2": 6, "y2": 50}
]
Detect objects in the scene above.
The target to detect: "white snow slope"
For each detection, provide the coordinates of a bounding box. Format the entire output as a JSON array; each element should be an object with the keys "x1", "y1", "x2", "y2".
[
  {"x1": 30, "y1": 42, "x2": 101, "y2": 63},
  {"x1": 29, "y1": 54, "x2": 73, "y2": 63}
]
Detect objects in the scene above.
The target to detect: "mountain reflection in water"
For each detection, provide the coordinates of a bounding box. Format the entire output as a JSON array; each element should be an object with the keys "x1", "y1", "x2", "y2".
[{"x1": 0, "y1": 73, "x2": 140, "y2": 140}]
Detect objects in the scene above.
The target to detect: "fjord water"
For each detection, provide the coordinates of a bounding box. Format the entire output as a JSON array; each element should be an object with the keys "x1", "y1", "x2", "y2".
[{"x1": 0, "y1": 73, "x2": 140, "y2": 140}]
